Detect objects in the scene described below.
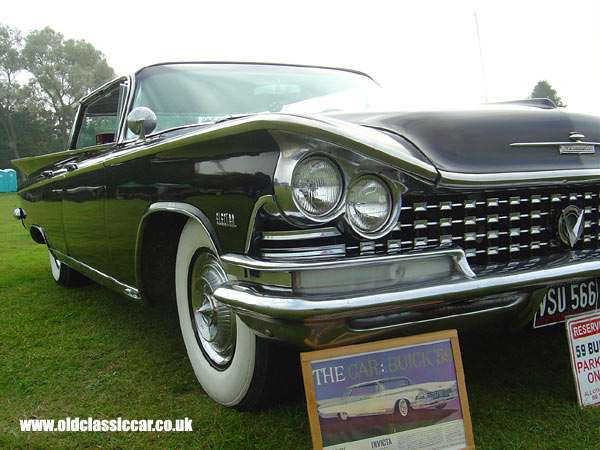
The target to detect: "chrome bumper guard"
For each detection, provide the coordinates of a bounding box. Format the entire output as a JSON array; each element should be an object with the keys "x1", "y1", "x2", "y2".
[{"x1": 214, "y1": 248, "x2": 600, "y2": 349}]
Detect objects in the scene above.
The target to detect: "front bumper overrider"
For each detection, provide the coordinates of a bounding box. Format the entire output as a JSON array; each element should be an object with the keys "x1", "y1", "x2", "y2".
[{"x1": 214, "y1": 247, "x2": 600, "y2": 350}]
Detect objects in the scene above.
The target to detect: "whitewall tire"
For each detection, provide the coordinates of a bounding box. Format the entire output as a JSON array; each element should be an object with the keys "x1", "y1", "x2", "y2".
[{"x1": 175, "y1": 219, "x2": 278, "y2": 410}]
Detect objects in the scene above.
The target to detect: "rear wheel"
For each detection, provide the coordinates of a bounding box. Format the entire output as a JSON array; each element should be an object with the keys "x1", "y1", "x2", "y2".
[
  {"x1": 48, "y1": 250, "x2": 86, "y2": 287},
  {"x1": 175, "y1": 219, "x2": 283, "y2": 410}
]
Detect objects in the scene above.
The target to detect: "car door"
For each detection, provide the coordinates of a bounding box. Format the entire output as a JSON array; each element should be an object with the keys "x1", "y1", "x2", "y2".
[{"x1": 62, "y1": 81, "x2": 127, "y2": 275}]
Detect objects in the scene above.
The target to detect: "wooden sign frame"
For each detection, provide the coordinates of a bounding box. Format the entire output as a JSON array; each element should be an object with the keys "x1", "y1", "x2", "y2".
[{"x1": 300, "y1": 330, "x2": 474, "y2": 450}]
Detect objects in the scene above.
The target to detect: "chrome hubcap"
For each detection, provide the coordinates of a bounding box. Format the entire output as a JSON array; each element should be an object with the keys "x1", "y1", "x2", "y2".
[{"x1": 189, "y1": 252, "x2": 235, "y2": 367}]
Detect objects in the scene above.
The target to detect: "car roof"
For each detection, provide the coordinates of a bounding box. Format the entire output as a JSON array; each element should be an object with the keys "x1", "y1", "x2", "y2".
[
  {"x1": 348, "y1": 376, "x2": 411, "y2": 389},
  {"x1": 136, "y1": 61, "x2": 377, "y2": 83}
]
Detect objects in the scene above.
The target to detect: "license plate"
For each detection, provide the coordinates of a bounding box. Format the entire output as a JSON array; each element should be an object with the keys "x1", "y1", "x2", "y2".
[{"x1": 534, "y1": 278, "x2": 599, "y2": 328}]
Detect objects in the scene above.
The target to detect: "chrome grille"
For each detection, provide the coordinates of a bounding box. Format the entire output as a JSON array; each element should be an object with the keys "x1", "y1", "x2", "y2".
[
  {"x1": 431, "y1": 388, "x2": 453, "y2": 399},
  {"x1": 395, "y1": 189, "x2": 599, "y2": 266},
  {"x1": 254, "y1": 187, "x2": 600, "y2": 268}
]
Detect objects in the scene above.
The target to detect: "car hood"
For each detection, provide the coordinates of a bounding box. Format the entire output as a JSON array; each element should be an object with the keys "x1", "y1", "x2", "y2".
[{"x1": 329, "y1": 105, "x2": 600, "y2": 175}]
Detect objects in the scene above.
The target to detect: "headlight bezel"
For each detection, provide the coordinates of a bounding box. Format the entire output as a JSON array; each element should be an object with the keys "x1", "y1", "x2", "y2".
[
  {"x1": 345, "y1": 175, "x2": 392, "y2": 234},
  {"x1": 271, "y1": 131, "x2": 409, "y2": 231},
  {"x1": 344, "y1": 173, "x2": 402, "y2": 239},
  {"x1": 291, "y1": 155, "x2": 344, "y2": 221}
]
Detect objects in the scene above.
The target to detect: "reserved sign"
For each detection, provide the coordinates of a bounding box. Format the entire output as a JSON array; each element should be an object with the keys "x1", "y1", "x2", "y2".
[{"x1": 566, "y1": 311, "x2": 600, "y2": 407}]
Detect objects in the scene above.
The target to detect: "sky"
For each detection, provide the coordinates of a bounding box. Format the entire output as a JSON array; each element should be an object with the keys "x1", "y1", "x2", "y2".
[{"x1": 4, "y1": 0, "x2": 600, "y2": 114}]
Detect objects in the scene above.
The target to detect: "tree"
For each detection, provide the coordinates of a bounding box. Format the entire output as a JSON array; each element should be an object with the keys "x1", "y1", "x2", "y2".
[
  {"x1": 23, "y1": 27, "x2": 115, "y2": 148},
  {"x1": 530, "y1": 80, "x2": 564, "y2": 107},
  {"x1": 0, "y1": 24, "x2": 25, "y2": 161}
]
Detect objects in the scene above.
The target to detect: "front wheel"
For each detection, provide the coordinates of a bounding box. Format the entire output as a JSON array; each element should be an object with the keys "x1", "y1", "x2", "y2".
[
  {"x1": 175, "y1": 219, "x2": 282, "y2": 410},
  {"x1": 395, "y1": 398, "x2": 410, "y2": 417}
]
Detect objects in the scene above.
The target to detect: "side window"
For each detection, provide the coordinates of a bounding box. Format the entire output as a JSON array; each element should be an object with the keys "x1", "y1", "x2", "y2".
[
  {"x1": 350, "y1": 384, "x2": 377, "y2": 396},
  {"x1": 75, "y1": 85, "x2": 123, "y2": 149}
]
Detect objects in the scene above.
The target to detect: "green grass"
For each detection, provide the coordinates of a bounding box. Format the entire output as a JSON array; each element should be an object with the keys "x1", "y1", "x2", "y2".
[{"x1": 1, "y1": 192, "x2": 600, "y2": 449}]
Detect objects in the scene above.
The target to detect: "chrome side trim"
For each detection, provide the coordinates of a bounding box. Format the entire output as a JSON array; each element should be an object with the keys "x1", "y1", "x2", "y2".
[
  {"x1": 438, "y1": 169, "x2": 600, "y2": 188},
  {"x1": 510, "y1": 141, "x2": 600, "y2": 147},
  {"x1": 262, "y1": 244, "x2": 346, "y2": 259},
  {"x1": 51, "y1": 249, "x2": 141, "y2": 301},
  {"x1": 222, "y1": 247, "x2": 476, "y2": 278},
  {"x1": 106, "y1": 113, "x2": 438, "y2": 180},
  {"x1": 262, "y1": 227, "x2": 341, "y2": 241},
  {"x1": 244, "y1": 195, "x2": 275, "y2": 252}
]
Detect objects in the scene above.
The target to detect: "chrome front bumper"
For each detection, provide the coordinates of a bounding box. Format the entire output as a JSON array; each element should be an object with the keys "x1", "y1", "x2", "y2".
[{"x1": 214, "y1": 248, "x2": 600, "y2": 349}]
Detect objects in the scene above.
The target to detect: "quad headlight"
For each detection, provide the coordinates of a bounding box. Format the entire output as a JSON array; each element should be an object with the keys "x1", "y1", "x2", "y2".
[
  {"x1": 346, "y1": 176, "x2": 392, "y2": 235},
  {"x1": 291, "y1": 157, "x2": 343, "y2": 218}
]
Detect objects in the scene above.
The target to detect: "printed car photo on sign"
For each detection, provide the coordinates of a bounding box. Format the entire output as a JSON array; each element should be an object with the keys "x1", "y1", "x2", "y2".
[{"x1": 300, "y1": 331, "x2": 473, "y2": 450}]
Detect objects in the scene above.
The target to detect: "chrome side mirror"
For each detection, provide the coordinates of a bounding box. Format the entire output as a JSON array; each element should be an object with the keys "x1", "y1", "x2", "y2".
[
  {"x1": 127, "y1": 107, "x2": 157, "y2": 140},
  {"x1": 12, "y1": 207, "x2": 26, "y2": 220}
]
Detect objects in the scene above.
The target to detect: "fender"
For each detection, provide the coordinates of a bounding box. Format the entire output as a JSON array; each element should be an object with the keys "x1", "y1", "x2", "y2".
[{"x1": 135, "y1": 201, "x2": 222, "y2": 302}]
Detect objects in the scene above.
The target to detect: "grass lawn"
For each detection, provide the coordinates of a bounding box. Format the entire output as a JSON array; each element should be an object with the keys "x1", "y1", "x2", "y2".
[{"x1": 1, "y1": 192, "x2": 599, "y2": 449}]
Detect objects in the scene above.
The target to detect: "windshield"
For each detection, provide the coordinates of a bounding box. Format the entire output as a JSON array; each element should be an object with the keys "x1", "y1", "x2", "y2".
[{"x1": 128, "y1": 63, "x2": 383, "y2": 137}]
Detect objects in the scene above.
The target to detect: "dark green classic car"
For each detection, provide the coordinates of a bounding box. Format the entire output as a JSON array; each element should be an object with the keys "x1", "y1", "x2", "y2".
[{"x1": 12, "y1": 62, "x2": 600, "y2": 410}]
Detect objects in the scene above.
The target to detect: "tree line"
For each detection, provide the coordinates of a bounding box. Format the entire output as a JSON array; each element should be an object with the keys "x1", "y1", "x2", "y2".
[
  {"x1": 0, "y1": 24, "x2": 114, "y2": 171},
  {"x1": 0, "y1": 22, "x2": 567, "y2": 175}
]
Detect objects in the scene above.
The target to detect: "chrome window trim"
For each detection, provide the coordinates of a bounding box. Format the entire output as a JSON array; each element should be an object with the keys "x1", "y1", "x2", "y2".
[{"x1": 70, "y1": 76, "x2": 130, "y2": 150}]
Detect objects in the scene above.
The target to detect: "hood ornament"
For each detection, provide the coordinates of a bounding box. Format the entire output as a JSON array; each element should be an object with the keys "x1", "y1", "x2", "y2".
[
  {"x1": 558, "y1": 205, "x2": 584, "y2": 248},
  {"x1": 511, "y1": 131, "x2": 598, "y2": 154},
  {"x1": 569, "y1": 131, "x2": 585, "y2": 142}
]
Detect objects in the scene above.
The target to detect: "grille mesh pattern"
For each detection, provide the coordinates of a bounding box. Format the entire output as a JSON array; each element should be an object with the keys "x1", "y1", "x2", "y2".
[
  {"x1": 256, "y1": 186, "x2": 600, "y2": 269},
  {"x1": 395, "y1": 188, "x2": 599, "y2": 266}
]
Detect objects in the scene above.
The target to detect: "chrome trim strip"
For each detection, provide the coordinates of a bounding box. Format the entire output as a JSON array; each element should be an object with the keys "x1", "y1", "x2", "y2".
[
  {"x1": 244, "y1": 195, "x2": 275, "y2": 252},
  {"x1": 510, "y1": 141, "x2": 600, "y2": 147},
  {"x1": 438, "y1": 169, "x2": 600, "y2": 188},
  {"x1": 51, "y1": 249, "x2": 141, "y2": 300},
  {"x1": 222, "y1": 247, "x2": 476, "y2": 278},
  {"x1": 262, "y1": 227, "x2": 341, "y2": 241},
  {"x1": 109, "y1": 110, "x2": 438, "y2": 183},
  {"x1": 262, "y1": 244, "x2": 346, "y2": 258}
]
